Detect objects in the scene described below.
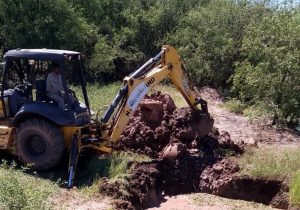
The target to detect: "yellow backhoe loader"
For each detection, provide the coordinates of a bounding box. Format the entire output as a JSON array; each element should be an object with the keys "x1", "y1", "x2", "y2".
[{"x1": 0, "y1": 45, "x2": 213, "y2": 187}]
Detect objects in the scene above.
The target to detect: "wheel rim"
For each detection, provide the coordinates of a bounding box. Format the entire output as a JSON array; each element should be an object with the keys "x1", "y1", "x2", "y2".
[{"x1": 26, "y1": 135, "x2": 46, "y2": 156}]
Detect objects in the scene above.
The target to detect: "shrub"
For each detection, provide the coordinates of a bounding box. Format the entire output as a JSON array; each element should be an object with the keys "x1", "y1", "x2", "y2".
[
  {"x1": 232, "y1": 9, "x2": 300, "y2": 126},
  {"x1": 166, "y1": 0, "x2": 269, "y2": 88}
]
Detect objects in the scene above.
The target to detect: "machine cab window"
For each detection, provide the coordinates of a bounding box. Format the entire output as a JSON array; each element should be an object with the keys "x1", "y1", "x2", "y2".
[{"x1": 0, "y1": 49, "x2": 90, "y2": 125}]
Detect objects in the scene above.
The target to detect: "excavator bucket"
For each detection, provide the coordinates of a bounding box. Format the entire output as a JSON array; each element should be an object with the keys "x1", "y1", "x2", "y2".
[{"x1": 193, "y1": 110, "x2": 214, "y2": 137}]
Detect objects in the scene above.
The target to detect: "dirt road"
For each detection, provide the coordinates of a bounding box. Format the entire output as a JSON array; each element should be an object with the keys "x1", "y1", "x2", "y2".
[
  {"x1": 200, "y1": 86, "x2": 300, "y2": 146},
  {"x1": 48, "y1": 188, "x2": 112, "y2": 210}
]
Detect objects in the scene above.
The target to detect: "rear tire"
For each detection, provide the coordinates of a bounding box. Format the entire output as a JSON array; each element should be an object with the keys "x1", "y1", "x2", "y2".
[{"x1": 15, "y1": 118, "x2": 64, "y2": 170}]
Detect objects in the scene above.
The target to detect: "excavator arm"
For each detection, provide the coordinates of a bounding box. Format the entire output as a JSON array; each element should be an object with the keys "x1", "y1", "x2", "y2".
[
  {"x1": 67, "y1": 45, "x2": 213, "y2": 188},
  {"x1": 100, "y1": 45, "x2": 212, "y2": 142}
]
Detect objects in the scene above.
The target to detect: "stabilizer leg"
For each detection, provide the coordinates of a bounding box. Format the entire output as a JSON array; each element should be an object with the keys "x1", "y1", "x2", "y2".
[{"x1": 67, "y1": 134, "x2": 79, "y2": 188}]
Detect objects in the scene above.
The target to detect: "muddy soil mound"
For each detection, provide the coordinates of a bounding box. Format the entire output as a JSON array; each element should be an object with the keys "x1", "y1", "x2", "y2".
[
  {"x1": 115, "y1": 92, "x2": 237, "y2": 157},
  {"x1": 199, "y1": 159, "x2": 240, "y2": 195},
  {"x1": 199, "y1": 159, "x2": 289, "y2": 209},
  {"x1": 101, "y1": 92, "x2": 248, "y2": 209},
  {"x1": 115, "y1": 92, "x2": 176, "y2": 156},
  {"x1": 99, "y1": 162, "x2": 161, "y2": 210}
]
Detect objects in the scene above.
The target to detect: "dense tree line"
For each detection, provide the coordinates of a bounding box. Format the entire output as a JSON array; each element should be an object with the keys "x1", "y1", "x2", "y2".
[{"x1": 0, "y1": 0, "x2": 299, "y2": 125}]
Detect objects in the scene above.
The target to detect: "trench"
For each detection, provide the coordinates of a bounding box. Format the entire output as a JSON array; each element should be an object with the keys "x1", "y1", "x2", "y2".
[
  {"x1": 96, "y1": 92, "x2": 290, "y2": 210},
  {"x1": 0, "y1": 90, "x2": 291, "y2": 210},
  {"x1": 103, "y1": 157, "x2": 288, "y2": 210}
]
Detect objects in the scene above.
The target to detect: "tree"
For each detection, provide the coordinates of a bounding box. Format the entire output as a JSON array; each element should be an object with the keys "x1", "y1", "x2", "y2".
[
  {"x1": 0, "y1": 0, "x2": 95, "y2": 51},
  {"x1": 166, "y1": 0, "x2": 269, "y2": 88},
  {"x1": 232, "y1": 9, "x2": 300, "y2": 125}
]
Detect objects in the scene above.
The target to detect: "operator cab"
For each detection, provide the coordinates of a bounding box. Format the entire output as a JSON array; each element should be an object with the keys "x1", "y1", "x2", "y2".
[{"x1": 0, "y1": 49, "x2": 91, "y2": 126}]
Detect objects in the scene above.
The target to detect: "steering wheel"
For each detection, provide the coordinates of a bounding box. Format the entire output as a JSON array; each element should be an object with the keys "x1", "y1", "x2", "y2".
[
  {"x1": 14, "y1": 85, "x2": 27, "y2": 94},
  {"x1": 14, "y1": 81, "x2": 33, "y2": 95},
  {"x1": 22, "y1": 80, "x2": 33, "y2": 87}
]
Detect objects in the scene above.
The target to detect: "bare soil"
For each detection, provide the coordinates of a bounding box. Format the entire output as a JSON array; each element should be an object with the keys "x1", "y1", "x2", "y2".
[
  {"x1": 48, "y1": 188, "x2": 112, "y2": 210},
  {"x1": 148, "y1": 86, "x2": 298, "y2": 210},
  {"x1": 147, "y1": 193, "x2": 277, "y2": 210},
  {"x1": 51, "y1": 87, "x2": 299, "y2": 210},
  {"x1": 98, "y1": 88, "x2": 296, "y2": 210},
  {"x1": 199, "y1": 86, "x2": 300, "y2": 146}
]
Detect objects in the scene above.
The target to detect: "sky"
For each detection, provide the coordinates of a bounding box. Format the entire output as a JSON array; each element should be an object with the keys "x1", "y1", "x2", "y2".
[{"x1": 274, "y1": 0, "x2": 300, "y2": 5}]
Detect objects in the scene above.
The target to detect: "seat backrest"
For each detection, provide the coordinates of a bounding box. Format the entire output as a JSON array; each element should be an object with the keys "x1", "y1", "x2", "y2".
[
  {"x1": 35, "y1": 80, "x2": 50, "y2": 102},
  {"x1": 35, "y1": 80, "x2": 46, "y2": 92}
]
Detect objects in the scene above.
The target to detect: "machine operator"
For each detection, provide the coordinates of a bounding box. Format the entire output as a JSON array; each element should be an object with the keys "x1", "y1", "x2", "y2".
[{"x1": 46, "y1": 63, "x2": 65, "y2": 110}]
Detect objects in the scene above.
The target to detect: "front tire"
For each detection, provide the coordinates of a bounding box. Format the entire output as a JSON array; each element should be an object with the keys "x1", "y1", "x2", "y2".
[{"x1": 15, "y1": 118, "x2": 64, "y2": 170}]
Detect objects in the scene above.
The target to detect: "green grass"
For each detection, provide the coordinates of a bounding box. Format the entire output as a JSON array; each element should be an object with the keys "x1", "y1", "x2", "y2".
[
  {"x1": 78, "y1": 151, "x2": 151, "y2": 195},
  {"x1": 290, "y1": 170, "x2": 300, "y2": 205},
  {"x1": 223, "y1": 99, "x2": 273, "y2": 121},
  {"x1": 108, "y1": 152, "x2": 149, "y2": 179},
  {"x1": 151, "y1": 84, "x2": 189, "y2": 107},
  {"x1": 0, "y1": 161, "x2": 58, "y2": 210},
  {"x1": 72, "y1": 82, "x2": 189, "y2": 113},
  {"x1": 223, "y1": 99, "x2": 247, "y2": 114},
  {"x1": 233, "y1": 146, "x2": 300, "y2": 206},
  {"x1": 71, "y1": 82, "x2": 122, "y2": 112},
  {"x1": 233, "y1": 146, "x2": 300, "y2": 180},
  {"x1": 243, "y1": 103, "x2": 273, "y2": 121}
]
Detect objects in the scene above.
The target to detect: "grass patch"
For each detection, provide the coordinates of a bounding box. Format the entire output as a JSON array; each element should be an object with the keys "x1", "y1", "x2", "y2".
[
  {"x1": 108, "y1": 152, "x2": 151, "y2": 179},
  {"x1": 71, "y1": 82, "x2": 122, "y2": 112},
  {"x1": 72, "y1": 83, "x2": 189, "y2": 112},
  {"x1": 151, "y1": 84, "x2": 188, "y2": 107},
  {"x1": 233, "y1": 146, "x2": 300, "y2": 180},
  {"x1": 223, "y1": 99, "x2": 247, "y2": 114},
  {"x1": 224, "y1": 99, "x2": 273, "y2": 121},
  {"x1": 243, "y1": 103, "x2": 273, "y2": 121},
  {"x1": 0, "y1": 161, "x2": 58, "y2": 210},
  {"x1": 290, "y1": 170, "x2": 300, "y2": 205},
  {"x1": 78, "y1": 151, "x2": 151, "y2": 195}
]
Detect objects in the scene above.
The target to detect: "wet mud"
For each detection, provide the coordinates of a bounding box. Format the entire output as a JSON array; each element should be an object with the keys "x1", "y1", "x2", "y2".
[{"x1": 100, "y1": 92, "x2": 288, "y2": 210}]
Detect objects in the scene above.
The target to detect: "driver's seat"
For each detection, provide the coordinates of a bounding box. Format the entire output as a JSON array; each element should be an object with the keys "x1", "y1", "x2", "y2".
[{"x1": 35, "y1": 80, "x2": 55, "y2": 103}]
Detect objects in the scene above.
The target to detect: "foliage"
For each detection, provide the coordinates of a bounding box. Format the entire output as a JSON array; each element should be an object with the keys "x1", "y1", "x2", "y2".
[
  {"x1": 0, "y1": 161, "x2": 57, "y2": 210},
  {"x1": 1, "y1": 0, "x2": 300, "y2": 125},
  {"x1": 232, "y1": 8, "x2": 300, "y2": 125},
  {"x1": 243, "y1": 103, "x2": 274, "y2": 121},
  {"x1": 234, "y1": 146, "x2": 300, "y2": 179},
  {"x1": 167, "y1": 0, "x2": 269, "y2": 88},
  {"x1": 0, "y1": 0, "x2": 95, "y2": 50},
  {"x1": 78, "y1": 151, "x2": 151, "y2": 195}
]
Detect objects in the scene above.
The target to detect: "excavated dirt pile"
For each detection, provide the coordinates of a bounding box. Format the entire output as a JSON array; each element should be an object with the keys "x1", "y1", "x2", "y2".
[
  {"x1": 114, "y1": 91, "x2": 218, "y2": 157},
  {"x1": 100, "y1": 92, "x2": 287, "y2": 209},
  {"x1": 99, "y1": 162, "x2": 161, "y2": 210}
]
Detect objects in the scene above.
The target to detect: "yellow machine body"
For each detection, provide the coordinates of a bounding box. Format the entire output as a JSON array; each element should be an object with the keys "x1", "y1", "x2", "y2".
[{"x1": 0, "y1": 45, "x2": 213, "y2": 187}]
